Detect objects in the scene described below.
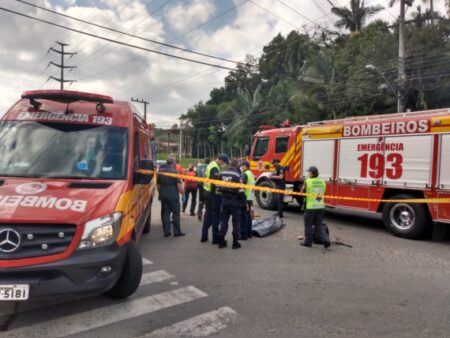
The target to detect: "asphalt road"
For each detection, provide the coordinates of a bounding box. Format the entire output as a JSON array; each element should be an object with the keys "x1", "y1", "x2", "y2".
[{"x1": 1, "y1": 201, "x2": 450, "y2": 338}]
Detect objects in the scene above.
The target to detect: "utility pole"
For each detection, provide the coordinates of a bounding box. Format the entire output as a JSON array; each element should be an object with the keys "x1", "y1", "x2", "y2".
[
  {"x1": 396, "y1": 0, "x2": 415, "y2": 112},
  {"x1": 179, "y1": 120, "x2": 183, "y2": 161},
  {"x1": 131, "y1": 97, "x2": 149, "y2": 122},
  {"x1": 397, "y1": 0, "x2": 407, "y2": 113},
  {"x1": 48, "y1": 42, "x2": 76, "y2": 89}
]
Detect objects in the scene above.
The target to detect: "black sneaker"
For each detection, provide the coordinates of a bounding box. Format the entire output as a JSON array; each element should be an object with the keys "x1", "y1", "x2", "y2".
[
  {"x1": 164, "y1": 232, "x2": 172, "y2": 237},
  {"x1": 232, "y1": 242, "x2": 241, "y2": 249},
  {"x1": 324, "y1": 240, "x2": 331, "y2": 249},
  {"x1": 218, "y1": 240, "x2": 227, "y2": 248},
  {"x1": 300, "y1": 242, "x2": 312, "y2": 247},
  {"x1": 174, "y1": 233, "x2": 186, "y2": 237},
  {"x1": 200, "y1": 238, "x2": 208, "y2": 243}
]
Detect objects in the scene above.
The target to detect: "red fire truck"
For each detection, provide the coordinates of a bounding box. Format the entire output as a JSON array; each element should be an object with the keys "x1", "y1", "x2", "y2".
[{"x1": 248, "y1": 110, "x2": 450, "y2": 239}]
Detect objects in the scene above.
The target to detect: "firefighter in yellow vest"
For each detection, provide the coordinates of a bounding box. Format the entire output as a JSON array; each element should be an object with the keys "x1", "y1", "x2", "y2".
[{"x1": 300, "y1": 166, "x2": 331, "y2": 248}]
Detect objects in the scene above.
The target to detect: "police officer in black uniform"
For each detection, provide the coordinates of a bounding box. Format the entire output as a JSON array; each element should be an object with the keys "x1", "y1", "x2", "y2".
[
  {"x1": 271, "y1": 158, "x2": 285, "y2": 219},
  {"x1": 217, "y1": 159, "x2": 245, "y2": 249}
]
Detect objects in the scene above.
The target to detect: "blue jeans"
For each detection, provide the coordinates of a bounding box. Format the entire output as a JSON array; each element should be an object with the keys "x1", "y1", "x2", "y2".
[
  {"x1": 201, "y1": 192, "x2": 221, "y2": 242},
  {"x1": 240, "y1": 201, "x2": 253, "y2": 239},
  {"x1": 275, "y1": 191, "x2": 285, "y2": 218}
]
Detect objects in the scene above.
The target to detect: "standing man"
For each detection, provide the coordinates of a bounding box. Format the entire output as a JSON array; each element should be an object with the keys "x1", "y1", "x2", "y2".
[
  {"x1": 157, "y1": 158, "x2": 186, "y2": 237},
  {"x1": 240, "y1": 160, "x2": 255, "y2": 240},
  {"x1": 271, "y1": 159, "x2": 285, "y2": 219},
  {"x1": 300, "y1": 166, "x2": 330, "y2": 248},
  {"x1": 218, "y1": 159, "x2": 245, "y2": 249},
  {"x1": 183, "y1": 164, "x2": 197, "y2": 216},
  {"x1": 201, "y1": 154, "x2": 229, "y2": 244}
]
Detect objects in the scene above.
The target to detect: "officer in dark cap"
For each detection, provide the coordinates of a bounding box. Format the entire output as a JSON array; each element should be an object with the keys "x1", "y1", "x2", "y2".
[
  {"x1": 299, "y1": 166, "x2": 330, "y2": 248},
  {"x1": 270, "y1": 158, "x2": 285, "y2": 219},
  {"x1": 217, "y1": 159, "x2": 245, "y2": 249}
]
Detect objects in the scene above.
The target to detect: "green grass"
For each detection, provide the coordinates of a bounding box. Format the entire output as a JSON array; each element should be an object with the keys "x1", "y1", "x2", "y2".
[{"x1": 157, "y1": 153, "x2": 204, "y2": 169}]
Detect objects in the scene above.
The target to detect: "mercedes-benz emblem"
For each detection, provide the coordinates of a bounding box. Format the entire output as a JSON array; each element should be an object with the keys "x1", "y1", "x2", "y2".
[{"x1": 0, "y1": 228, "x2": 21, "y2": 253}]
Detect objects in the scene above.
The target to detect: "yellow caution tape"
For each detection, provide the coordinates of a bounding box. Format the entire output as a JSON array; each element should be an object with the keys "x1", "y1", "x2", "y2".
[{"x1": 151, "y1": 170, "x2": 450, "y2": 204}]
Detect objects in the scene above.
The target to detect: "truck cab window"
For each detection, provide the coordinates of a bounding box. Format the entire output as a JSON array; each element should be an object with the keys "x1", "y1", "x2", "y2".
[
  {"x1": 253, "y1": 137, "x2": 269, "y2": 159},
  {"x1": 275, "y1": 136, "x2": 289, "y2": 153}
]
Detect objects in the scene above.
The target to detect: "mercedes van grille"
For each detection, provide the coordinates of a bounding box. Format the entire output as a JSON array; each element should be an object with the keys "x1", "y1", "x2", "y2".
[{"x1": 0, "y1": 224, "x2": 76, "y2": 260}]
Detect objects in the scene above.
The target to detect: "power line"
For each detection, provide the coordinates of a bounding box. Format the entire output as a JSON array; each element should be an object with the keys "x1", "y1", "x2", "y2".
[
  {"x1": 15, "y1": 0, "x2": 246, "y2": 67},
  {"x1": 0, "y1": 6, "x2": 237, "y2": 71},
  {"x1": 75, "y1": 0, "x2": 173, "y2": 66},
  {"x1": 274, "y1": 0, "x2": 322, "y2": 27},
  {"x1": 169, "y1": 0, "x2": 250, "y2": 43},
  {"x1": 79, "y1": 0, "x2": 251, "y2": 80},
  {"x1": 248, "y1": 0, "x2": 298, "y2": 29},
  {"x1": 312, "y1": 0, "x2": 334, "y2": 20}
]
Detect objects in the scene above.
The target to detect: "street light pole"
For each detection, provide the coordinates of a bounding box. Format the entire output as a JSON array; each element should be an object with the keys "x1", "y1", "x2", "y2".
[
  {"x1": 365, "y1": 64, "x2": 399, "y2": 110},
  {"x1": 397, "y1": 0, "x2": 407, "y2": 113}
]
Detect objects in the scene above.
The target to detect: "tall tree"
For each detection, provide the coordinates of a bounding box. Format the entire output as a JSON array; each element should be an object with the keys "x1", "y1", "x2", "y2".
[{"x1": 331, "y1": 0, "x2": 384, "y2": 33}]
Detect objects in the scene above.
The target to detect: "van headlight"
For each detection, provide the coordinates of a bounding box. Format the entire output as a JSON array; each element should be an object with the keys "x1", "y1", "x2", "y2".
[{"x1": 78, "y1": 212, "x2": 122, "y2": 249}]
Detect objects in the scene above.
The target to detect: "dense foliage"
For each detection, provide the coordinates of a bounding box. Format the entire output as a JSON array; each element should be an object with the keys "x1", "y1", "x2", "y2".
[{"x1": 181, "y1": 3, "x2": 450, "y2": 158}]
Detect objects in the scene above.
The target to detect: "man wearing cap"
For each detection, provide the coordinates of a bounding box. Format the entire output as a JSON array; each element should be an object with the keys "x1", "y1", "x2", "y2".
[
  {"x1": 157, "y1": 158, "x2": 185, "y2": 237},
  {"x1": 201, "y1": 154, "x2": 229, "y2": 244},
  {"x1": 271, "y1": 159, "x2": 285, "y2": 219},
  {"x1": 217, "y1": 159, "x2": 245, "y2": 249},
  {"x1": 240, "y1": 160, "x2": 255, "y2": 240},
  {"x1": 300, "y1": 166, "x2": 331, "y2": 248}
]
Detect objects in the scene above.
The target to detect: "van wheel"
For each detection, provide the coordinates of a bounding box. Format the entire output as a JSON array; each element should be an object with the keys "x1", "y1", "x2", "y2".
[
  {"x1": 382, "y1": 194, "x2": 428, "y2": 239},
  {"x1": 143, "y1": 210, "x2": 151, "y2": 234},
  {"x1": 105, "y1": 240, "x2": 143, "y2": 299},
  {"x1": 255, "y1": 180, "x2": 276, "y2": 210}
]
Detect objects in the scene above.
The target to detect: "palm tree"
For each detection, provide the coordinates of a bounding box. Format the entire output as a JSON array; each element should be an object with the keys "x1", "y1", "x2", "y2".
[
  {"x1": 297, "y1": 50, "x2": 339, "y2": 120},
  {"x1": 331, "y1": 0, "x2": 384, "y2": 33}
]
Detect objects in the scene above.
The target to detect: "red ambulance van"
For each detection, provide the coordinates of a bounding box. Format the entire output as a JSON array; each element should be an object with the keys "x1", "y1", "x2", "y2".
[{"x1": 0, "y1": 90, "x2": 154, "y2": 300}]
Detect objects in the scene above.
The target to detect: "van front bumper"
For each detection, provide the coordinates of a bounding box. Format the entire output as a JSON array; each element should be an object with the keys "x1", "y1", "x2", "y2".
[{"x1": 0, "y1": 243, "x2": 128, "y2": 300}]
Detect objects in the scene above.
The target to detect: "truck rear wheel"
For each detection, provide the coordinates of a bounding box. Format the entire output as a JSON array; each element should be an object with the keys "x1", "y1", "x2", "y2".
[
  {"x1": 382, "y1": 194, "x2": 429, "y2": 239},
  {"x1": 105, "y1": 240, "x2": 143, "y2": 299},
  {"x1": 255, "y1": 180, "x2": 277, "y2": 210}
]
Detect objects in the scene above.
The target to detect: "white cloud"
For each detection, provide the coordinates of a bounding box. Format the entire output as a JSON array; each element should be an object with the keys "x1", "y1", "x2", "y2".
[{"x1": 166, "y1": 0, "x2": 216, "y2": 32}]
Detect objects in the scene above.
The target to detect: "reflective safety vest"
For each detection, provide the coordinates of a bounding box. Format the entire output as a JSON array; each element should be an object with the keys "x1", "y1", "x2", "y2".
[
  {"x1": 305, "y1": 177, "x2": 326, "y2": 210},
  {"x1": 244, "y1": 169, "x2": 255, "y2": 201},
  {"x1": 203, "y1": 160, "x2": 220, "y2": 193}
]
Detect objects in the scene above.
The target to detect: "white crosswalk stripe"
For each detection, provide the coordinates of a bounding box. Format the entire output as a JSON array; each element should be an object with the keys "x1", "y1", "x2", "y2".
[
  {"x1": 140, "y1": 270, "x2": 174, "y2": 286},
  {"x1": 142, "y1": 258, "x2": 153, "y2": 265},
  {"x1": 136, "y1": 307, "x2": 238, "y2": 338},
  {"x1": 1, "y1": 258, "x2": 238, "y2": 338},
  {"x1": 5, "y1": 286, "x2": 208, "y2": 338}
]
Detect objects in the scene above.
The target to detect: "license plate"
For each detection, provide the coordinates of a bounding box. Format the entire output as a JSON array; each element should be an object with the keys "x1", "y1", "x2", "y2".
[{"x1": 0, "y1": 284, "x2": 29, "y2": 300}]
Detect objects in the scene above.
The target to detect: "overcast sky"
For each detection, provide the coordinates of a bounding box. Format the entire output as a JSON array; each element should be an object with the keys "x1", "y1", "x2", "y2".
[{"x1": 0, "y1": 0, "x2": 446, "y2": 128}]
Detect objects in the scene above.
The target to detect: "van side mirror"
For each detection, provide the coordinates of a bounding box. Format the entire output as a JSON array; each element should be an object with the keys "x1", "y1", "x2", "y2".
[
  {"x1": 134, "y1": 160, "x2": 154, "y2": 185},
  {"x1": 139, "y1": 159, "x2": 154, "y2": 171}
]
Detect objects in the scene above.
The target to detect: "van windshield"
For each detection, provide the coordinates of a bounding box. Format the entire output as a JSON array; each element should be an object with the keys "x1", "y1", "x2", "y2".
[{"x1": 0, "y1": 121, "x2": 128, "y2": 180}]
